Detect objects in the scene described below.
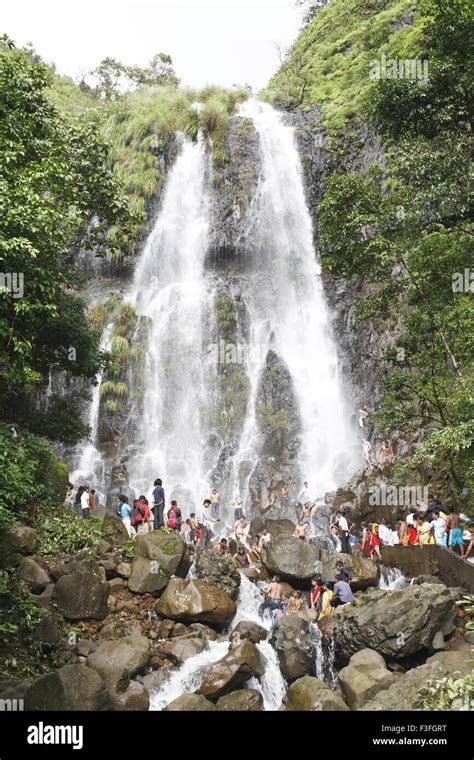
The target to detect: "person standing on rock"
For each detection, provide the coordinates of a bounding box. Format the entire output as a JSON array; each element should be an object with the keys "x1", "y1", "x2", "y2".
[
  {"x1": 152, "y1": 478, "x2": 165, "y2": 530},
  {"x1": 310, "y1": 577, "x2": 322, "y2": 610},
  {"x1": 81, "y1": 486, "x2": 90, "y2": 518},
  {"x1": 234, "y1": 515, "x2": 246, "y2": 543},
  {"x1": 167, "y1": 499, "x2": 182, "y2": 532},
  {"x1": 378, "y1": 517, "x2": 394, "y2": 547},
  {"x1": 300, "y1": 501, "x2": 313, "y2": 528},
  {"x1": 298, "y1": 481, "x2": 310, "y2": 504},
  {"x1": 209, "y1": 489, "x2": 221, "y2": 521},
  {"x1": 446, "y1": 509, "x2": 465, "y2": 558},
  {"x1": 258, "y1": 528, "x2": 272, "y2": 551},
  {"x1": 336, "y1": 510, "x2": 352, "y2": 554},
  {"x1": 120, "y1": 495, "x2": 132, "y2": 537},
  {"x1": 232, "y1": 493, "x2": 244, "y2": 520},
  {"x1": 258, "y1": 576, "x2": 284, "y2": 619},
  {"x1": 197, "y1": 498, "x2": 212, "y2": 549},
  {"x1": 73, "y1": 486, "x2": 84, "y2": 517},
  {"x1": 430, "y1": 510, "x2": 447, "y2": 547},
  {"x1": 294, "y1": 520, "x2": 309, "y2": 542}
]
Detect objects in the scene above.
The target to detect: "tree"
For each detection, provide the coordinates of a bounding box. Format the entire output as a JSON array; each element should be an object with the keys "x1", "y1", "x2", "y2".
[{"x1": 0, "y1": 41, "x2": 134, "y2": 442}]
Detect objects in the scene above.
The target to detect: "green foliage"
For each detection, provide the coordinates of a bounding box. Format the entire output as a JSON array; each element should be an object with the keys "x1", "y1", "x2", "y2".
[
  {"x1": 414, "y1": 673, "x2": 474, "y2": 711},
  {"x1": 0, "y1": 422, "x2": 68, "y2": 528},
  {"x1": 317, "y1": 0, "x2": 473, "y2": 503},
  {"x1": 257, "y1": 404, "x2": 291, "y2": 445},
  {"x1": 0, "y1": 41, "x2": 135, "y2": 442},
  {"x1": 0, "y1": 571, "x2": 42, "y2": 647},
  {"x1": 263, "y1": 0, "x2": 423, "y2": 127},
  {"x1": 37, "y1": 509, "x2": 104, "y2": 555}
]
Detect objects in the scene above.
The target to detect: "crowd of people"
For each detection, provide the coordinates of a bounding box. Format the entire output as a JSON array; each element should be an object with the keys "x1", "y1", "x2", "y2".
[{"x1": 67, "y1": 474, "x2": 473, "y2": 568}]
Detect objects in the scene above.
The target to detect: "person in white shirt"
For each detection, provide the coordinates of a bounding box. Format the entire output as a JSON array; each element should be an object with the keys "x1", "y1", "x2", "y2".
[
  {"x1": 298, "y1": 481, "x2": 310, "y2": 503},
  {"x1": 406, "y1": 511, "x2": 415, "y2": 527},
  {"x1": 378, "y1": 517, "x2": 394, "y2": 546},
  {"x1": 258, "y1": 529, "x2": 272, "y2": 551},
  {"x1": 80, "y1": 486, "x2": 90, "y2": 519},
  {"x1": 430, "y1": 511, "x2": 447, "y2": 546},
  {"x1": 196, "y1": 499, "x2": 212, "y2": 549},
  {"x1": 336, "y1": 511, "x2": 351, "y2": 554}
]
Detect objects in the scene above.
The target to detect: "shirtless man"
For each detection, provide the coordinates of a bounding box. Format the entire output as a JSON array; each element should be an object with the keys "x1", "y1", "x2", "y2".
[
  {"x1": 396, "y1": 519, "x2": 408, "y2": 544},
  {"x1": 446, "y1": 510, "x2": 465, "y2": 557},
  {"x1": 234, "y1": 516, "x2": 246, "y2": 543},
  {"x1": 210, "y1": 489, "x2": 221, "y2": 521},
  {"x1": 300, "y1": 502, "x2": 313, "y2": 527},
  {"x1": 293, "y1": 520, "x2": 308, "y2": 542},
  {"x1": 248, "y1": 535, "x2": 262, "y2": 562},
  {"x1": 259, "y1": 576, "x2": 284, "y2": 618}
]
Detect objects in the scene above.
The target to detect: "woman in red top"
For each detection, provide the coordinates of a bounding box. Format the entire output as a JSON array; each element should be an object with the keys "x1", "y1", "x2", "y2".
[
  {"x1": 369, "y1": 523, "x2": 382, "y2": 559},
  {"x1": 310, "y1": 577, "x2": 322, "y2": 609}
]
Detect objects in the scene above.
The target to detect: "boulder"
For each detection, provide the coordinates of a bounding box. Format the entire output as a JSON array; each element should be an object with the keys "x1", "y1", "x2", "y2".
[
  {"x1": 165, "y1": 693, "x2": 216, "y2": 711},
  {"x1": 229, "y1": 621, "x2": 268, "y2": 646},
  {"x1": 217, "y1": 689, "x2": 263, "y2": 711},
  {"x1": 16, "y1": 556, "x2": 51, "y2": 593},
  {"x1": 87, "y1": 636, "x2": 151, "y2": 680},
  {"x1": 155, "y1": 578, "x2": 236, "y2": 630},
  {"x1": 361, "y1": 650, "x2": 473, "y2": 711},
  {"x1": 54, "y1": 572, "x2": 109, "y2": 620},
  {"x1": 25, "y1": 664, "x2": 109, "y2": 711},
  {"x1": 37, "y1": 615, "x2": 61, "y2": 647},
  {"x1": 270, "y1": 615, "x2": 313, "y2": 681},
  {"x1": 101, "y1": 512, "x2": 129, "y2": 545},
  {"x1": 188, "y1": 623, "x2": 219, "y2": 642},
  {"x1": 196, "y1": 641, "x2": 264, "y2": 699},
  {"x1": 0, "y1": 679, "x2": 29, "y2": 701},
  {"x1": 128, "y1": 530, "x2": 188, "y2": 595},
  {"x1": 154, "y1": 637, "x2": 207, "y2": 664},
  {"x1": 261, "y1": 535, "x2": 320, "y2": 585},
  {"x1": 319, "y1": 550, "x2": 379, "y2": 591},
  {"x1": 128, "y1": 556, "x2": 169, "y2": 595},
  {"x1": 338, "y1": 649, "x2": 396, "y2": 709},
  {"x1": 280, "y1": 676, "x2": 349, "y2": 711},
  {"x1": 109, "y1": 680, "x2": 150, "y2": 711},
  {"x1": 331, "y1": 584, "x2": 457, "y2": 661},
  {"x1": 0, "y1": 526, "x2": 38, "y2": 569},
  {"x1": 195, "y1": 550, "x2": 241, "y2": 600},
  {"x1": 116, "y1": 562, "x2": 132, "y2": 579}
]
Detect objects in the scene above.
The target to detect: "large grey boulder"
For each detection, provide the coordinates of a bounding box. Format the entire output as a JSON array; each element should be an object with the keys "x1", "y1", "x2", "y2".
[
  {"x1": 338, "y1": 649, "x2": 396, "y2": 709},
  {"x1": 361, "y1": 650, "x2": 473, "y2": 711},
  {"x1": 270, "y1": 615, "x2": 313, "y2": 681},
  {"x1": 0, "y1": 526, "x2": 38, "y2": 569},
  {"x1": 229, "y1": 621, "x2": 268, "y2": 646},
  {"x1": 196, "y1": 641, "x2": 264, "y2": 700},
  {"x1": 109, "y1": 680, "x2": 150, "y2": 711},
  {"x1": 128, "y1": 530, "x2": 188, "y2": 594},
  {"x1": 53, "y1": 571, "x2": 109, "y2": 620},
  {"x1": 261, "y1": 535, "x2": 378, "y2": 588},
  {"x1": 87, "y1": 636, "x2": 151, "y2": 681},
  {"x1": 25, "y1": 665, "x2": 109, "y2": 711},
  {"x1": 217, "y1": 689, "x2": 263, "y2": 711},
  {"x1": 261, "y1": 535, "x2": 320, "y2": 585},
  {"x1": 280, "y1": 676, "x2": 349, "y2": 711},
  {"x1": 165, "y1": 693, "x2": 216, "y2": 711},
  {"x1": 154, "y1": 637, "x2": 207, "y2": 665},
  {"x1": 195, "y1": 550, "x2": 241, "y2": 601},
  {"x1": 331, "y1": 584, "x2": 457, "y2": 661},
  {"x1": 155, "y1": 578, "x2": 236, "y2": 630},
  {"x1": 16, "y1": 557, "x2": 51, "y2": 593}
]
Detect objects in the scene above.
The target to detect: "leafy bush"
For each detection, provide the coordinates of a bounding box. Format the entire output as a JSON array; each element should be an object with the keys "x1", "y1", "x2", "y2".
[
  {"x1": 415, "y1": 673, "x2": 474, "y2": 711},
  {"x1": 0, "y1": 423, "x2": 68, "y2": 528},
  {"x1": 37, "y1": 510, "x2": 104, "y2": 556}
]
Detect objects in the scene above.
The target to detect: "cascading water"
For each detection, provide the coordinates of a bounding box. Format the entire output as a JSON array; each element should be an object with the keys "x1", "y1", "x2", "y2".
[
  {"x1": 311, "y1": 623, "x2": 338, "y2": 689},
  {"x1": 378, "y1": 566, "x2": 406, "y2": 591},
  {"x1": 69, "y1": 324, "x2": 112, "y2": 501},
  {"x1": 229, "y1": 100, "x2": 361, "y2": 505},
  {"x1": 126, "y1": 138, "x2": 214, "y2": 511}
]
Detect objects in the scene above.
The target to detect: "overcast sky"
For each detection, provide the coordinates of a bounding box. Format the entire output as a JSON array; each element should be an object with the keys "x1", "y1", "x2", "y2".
[{"x1": 3, "y1": 0, "x2": 304, "y2": 90}]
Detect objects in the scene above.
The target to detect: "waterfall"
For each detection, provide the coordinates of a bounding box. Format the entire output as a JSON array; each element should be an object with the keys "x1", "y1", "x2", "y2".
[
  {"x1": 378, "y1": 566, "x2": 406, "y2": 591},
  {"x1": 149, "y1": 640, "x2": 229, "y2": 711},
  {"x1": 126, "y1": 138, "x2": 213, "y2": 511},
  {"x1": 311, "y1": 623, "x2": 338, "y2": 689},
  {"x1": 69, "y1": 324, "x2": 112, "y2": 502},
  {"x1": 250, "y1": 641, "x2": 287, "y2": 710},
  {"x1": 230, "y1": 100, "x2": 361, "y2": 503},
  {"x1": 231, "y1": 573, "x2": 270, "y2": 629}
]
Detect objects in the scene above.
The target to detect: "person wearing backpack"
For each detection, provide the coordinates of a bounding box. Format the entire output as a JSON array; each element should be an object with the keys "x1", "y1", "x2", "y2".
[
  {"x1": 167, "y1": 500, "x2": 182, "y2": 532},
  {"x1": 130, "y1": 499, "x2": 145, "y2": 536}
]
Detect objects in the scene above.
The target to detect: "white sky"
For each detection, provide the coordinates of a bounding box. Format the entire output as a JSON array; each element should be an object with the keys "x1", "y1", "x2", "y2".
[{"x1": 2, "y1": 0, "x2": 304, "y2": 90}]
